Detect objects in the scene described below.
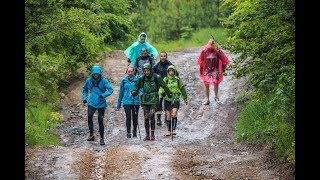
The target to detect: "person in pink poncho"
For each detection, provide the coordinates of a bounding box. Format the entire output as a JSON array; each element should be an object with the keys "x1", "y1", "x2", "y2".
[{"x1": 197, "y1": 38, "x2": 229, "y2": 105}]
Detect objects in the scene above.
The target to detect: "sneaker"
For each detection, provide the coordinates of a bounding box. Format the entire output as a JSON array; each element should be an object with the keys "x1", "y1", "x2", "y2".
[
  {"x1": 87, "y1": 135, "x2": 95, "y2": 141},
  {"x1": 214, "y1": 97, "x2": 220, "y2": 103},
  {"x1": 202, "y1": 100, "x2": 210, "y2": 105},
  {"x1": 165, "y1": 131, "x2": 171, "y2": 136},
  {"x1": 127, "y1": 133, "x2": 132, "y2": 138},
  {"x1": 172, "y1": 130, "x2": 177, "y2": 135},
  {"x1": 100, "y1": 138, "x2": 105, "y2": 145},
  {"x1": 150, "y1": 135, "x2": 155, "y2": 141},
  {"x1": 156, "y1": 118, "x2": 162, "y2": 126},
  {"x1": 143, "y1": 135, "x2": 150, "y2": 141}
]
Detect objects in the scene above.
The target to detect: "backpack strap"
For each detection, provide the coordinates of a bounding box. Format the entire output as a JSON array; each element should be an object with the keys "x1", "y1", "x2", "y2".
[
  {"x1": 89, "y1": 78, "x2": 105, "y2": 93},
  {"x1": 141, "y1": 73, "x2": 159, "y2": 89}
]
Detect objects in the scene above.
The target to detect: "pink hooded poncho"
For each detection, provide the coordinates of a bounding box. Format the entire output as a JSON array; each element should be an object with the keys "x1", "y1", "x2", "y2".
[{"x1": 197, "y1": 39, "x2": 229, "y2": 86}]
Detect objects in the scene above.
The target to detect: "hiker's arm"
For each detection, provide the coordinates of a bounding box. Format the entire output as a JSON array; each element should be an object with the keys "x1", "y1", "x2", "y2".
[
  {"x1": 101, "y1": 79, "x2": 114, "y2": 98},
  {"x1": 179, "y1": 78, "x2": 188, "y2": 101},
  {"x1": 131, "y1": 78, "x2": 141, "y2": 96},
  {"x1": 158, "y1": 76, "x2": 172, "y2": 97},
  {"x1": 117, "y1": 80, "x2": 125, "y2": 109},
  {"x1": 81, "y1": 78, "x2": 90, "y2": 102}
]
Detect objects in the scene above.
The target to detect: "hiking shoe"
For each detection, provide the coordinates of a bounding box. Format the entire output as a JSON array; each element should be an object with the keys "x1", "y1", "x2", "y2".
[
  {"x1": 127, "y1": 133, "x2": 132, "y2": 138},
  {"x1": 87, "y1": 135, "x2": 95, "y2": 141},
  {"x1": 132, "y1": 132, "x2": 137, "y2": 138},
  {"x1": 150, "y1": 135, "x2": 155, "y2": 141},
  {"x1": 172, "y1": 130, "x2": 177, "y2": 135},
  {"x1": 214, "y1": 97, "x2": 220, "y2": 103},
  {"x1": 203, "y1": 100, "x2": 210, "y2": 105},
  {"x1": 100, "y1": 138, "x2": 105, "y2": 145},
  {"x1": 156, "y1": 118, "x2": 162, "y2": 126},
  {"x1": 165, "y1": 131, "x2": 171, "y2": 136},
  {"x1": 143, "y1": 135, "x2": 150, "y2": 141}
]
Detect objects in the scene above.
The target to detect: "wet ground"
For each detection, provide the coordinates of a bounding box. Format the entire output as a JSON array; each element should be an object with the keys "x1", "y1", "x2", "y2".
[{"x1": 25, "y1": 47, "x2": 295, "y2": 179}]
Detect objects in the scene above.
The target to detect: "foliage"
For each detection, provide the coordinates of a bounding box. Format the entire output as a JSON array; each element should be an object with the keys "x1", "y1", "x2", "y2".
[
  {"x1": 224, "y1": 0, "x2": 295, "y2": 162},
  {"x1": 132, "y1": 0, "x2": 230, "y2": 43}
]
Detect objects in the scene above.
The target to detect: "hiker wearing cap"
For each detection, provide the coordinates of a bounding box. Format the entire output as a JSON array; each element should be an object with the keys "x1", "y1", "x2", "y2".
[
  {"x1": 153, "y1": 51, "x2": 179, "y2": 126},
  {"x1": 159, "y1": 65, "x2": 188, "y2": 136},
  {"x1": 116, "y1": 66, "x2": 141, "y2": 138},
  {"x1": 197, "y1": 38, "x2": 229, "y2": 105},
  {"x1": 82, "y1": 65, "x2": 114, "y2": 145},
  {"x1": 131, "y1": 63, "x2": 172, "y2": 141},
  {"x1": 124, "y1": 32, "x2": 159, "y2": 67}
]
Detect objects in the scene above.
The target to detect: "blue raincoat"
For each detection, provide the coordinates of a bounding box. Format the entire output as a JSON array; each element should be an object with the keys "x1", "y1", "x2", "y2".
[
  {"x1": 124, "y1": 32, "x2": 159, "y2": 66},
  {"x1": 117, "y1": 75, "x2": 141, "y2": 108},
  {"x1": 82, "y1": 66, "x2": 113, "y2": 108}
]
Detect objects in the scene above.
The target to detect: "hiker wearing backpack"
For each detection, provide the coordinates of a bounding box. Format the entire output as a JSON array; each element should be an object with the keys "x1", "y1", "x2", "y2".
[
  {"x1": 197, "y1": 38, "x2": 229, "y2": 105},
  {"x1": 153, "y1": 51, "x2": 179, "y2": 126},
  {"x1": 159, "y1": 65, "x2": 188, "y2": 136},
  {"x1": 82, "y1": 65, "x2": 114, "y2": 145},
  {"x1": 116, "y1": 66, "x2": 142, "y2": 138},
  {"x1": 134, "y1": 48, "x2": 156, "y2": 77},
  {"x1": 131, "y1": 63, "x2": 172, "y2": 141},
  {"x1": 124, "y1": 32, "x2": 159, "y2": 67}
]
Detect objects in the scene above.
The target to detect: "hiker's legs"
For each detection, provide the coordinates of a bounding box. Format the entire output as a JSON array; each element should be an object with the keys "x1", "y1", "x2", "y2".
[
  {"x1": 203, "y1": 84, "x2": 210, "y2": 104},
  {"x1": 132, "y1": 105, "x2": 140, "y2": 137},
  {"x1": 213, "y1": 83, "x2": 219, "y2": 98},
  {"x1": 156, "y1": 97, "x2": 163, "y2": 126},
  {"x1": 87, "y1": 105, "x2": 97, "y2": 135},
  {"x1": 97, "y1": 107, "x2": 106, "y2": 138},
  {"x1": 171, "y1": 102, "x2": 180, "y2": 135},
  {"x1": 150, "y1": 105, "x2": 157, "y2": 140},
  {"x1": 164, "y1": 100, "x2": 172, "y2": 135},
  {"x1": 142, "y1": 105, "x2": 151, "y2": 138},
  {"x1": 123, "y1": 105, "x2": 132, "y2": 137}
]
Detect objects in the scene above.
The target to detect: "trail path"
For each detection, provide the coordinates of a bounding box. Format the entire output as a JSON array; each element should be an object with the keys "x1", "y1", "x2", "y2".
[{"x1": 25, "y1": 47, "x2": 294, "y2": 179}]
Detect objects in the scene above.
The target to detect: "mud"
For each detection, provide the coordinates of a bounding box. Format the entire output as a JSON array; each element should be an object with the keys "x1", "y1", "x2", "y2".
[{"x1": 25, "y1": 47, "x2": 295, "y2": 179}]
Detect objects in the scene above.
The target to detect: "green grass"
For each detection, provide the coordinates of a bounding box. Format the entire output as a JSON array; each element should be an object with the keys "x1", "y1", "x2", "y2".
[
  {"x1": 25, "y1": 101, "x2": 63, "y2": 145},
  {"x1": 234, "y1": 93, "x2": 295, "y2": 163},
  {"x1": 154, "y1": 27, "x2": 228, "y2": 52}
]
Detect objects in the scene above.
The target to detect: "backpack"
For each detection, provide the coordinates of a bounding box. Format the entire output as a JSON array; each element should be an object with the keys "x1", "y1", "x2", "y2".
[
  {"x1": 135, "y1": 56, "x2": 154, "y2": 73},
  {"x1": 89, "y1": 78, "x2": 106, "y2": 93},
  {"x1": 141, "y1": 73, "x2": 160, "y2": 90},
  {"x1": 165, "y1": 76, "x2": 180, "y2": 88}
]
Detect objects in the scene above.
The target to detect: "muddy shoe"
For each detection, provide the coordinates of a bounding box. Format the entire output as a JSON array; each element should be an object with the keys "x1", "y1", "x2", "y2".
[
  {"x1": 143, "y1": 135, "x2": 150, "y2": 141},
  {"x1": 156, "y1": 118, "x2": 162, "y2": 126},
  {"x1": 172, "y1": 130, "x2": 177, "y2": 135},
  {"x1": 132, "y1": 131, "x2": 137, "y2": 138},
  {"x1": 165, "y1": 131, "x2": 171, "y2": 136},
  {"x1": 215, "y1": 97, "x2": 220, "y2": 103},
  {"x1": 87, "y1": 135, "x2": 95, "y2": 141},
  {"x1": 100, "y1": 138, "x2": 105, "y2": 145},
  {"x1": 150, "y1": 135, "x2": 155, "y2": 141},
  {"x1": 202, "y1": 100, "x2": 210, "y2": 105},
  {"x1": 127, "y1": 133, "x2": 132, "y2": 138}
]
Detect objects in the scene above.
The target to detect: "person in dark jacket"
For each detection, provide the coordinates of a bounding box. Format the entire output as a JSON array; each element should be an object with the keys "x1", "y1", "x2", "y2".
[
  {"x1": 82, "y1": 65, "x2": 114, "y2": 145},
  {"x1": 116, "y1": 66, "x2": 141, "y2": 138},
  {"x1": 153, "y1": 51, "x2": 179, "y2": 126},
  {"x1": 134, "y1": 48, "x2": 156, "y2": 77},
  {"x1": 131, "y1": 63, "x2": 172, "y2": 141}
]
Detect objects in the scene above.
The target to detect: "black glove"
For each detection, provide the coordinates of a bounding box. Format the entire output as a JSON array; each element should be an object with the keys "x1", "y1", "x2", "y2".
[
  {"x1": 99, "y1": 95, "x2": 103, "y2": 98},
  {"x1": 127, "y1": 58, "x2": 131, "y2": 63},
  {"x1": 83, "y1": 100, "x2": 87, "y2": 104}
]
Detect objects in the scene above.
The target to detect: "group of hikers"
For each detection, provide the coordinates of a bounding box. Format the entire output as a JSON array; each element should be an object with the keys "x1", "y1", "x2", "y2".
[{"x1": 81, "y1": 32, "x2": 229, "y2": 145}]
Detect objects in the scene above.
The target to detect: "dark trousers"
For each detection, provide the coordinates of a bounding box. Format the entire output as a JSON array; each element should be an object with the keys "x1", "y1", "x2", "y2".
[
  {"x1": 87, "y1": 105, "x2": 106, "y2": 138},
  {"x1": 142, "y1": 104, "x2": 157, "y2": 135},
  {"x1": 123, "y1": 105, "x2": 140, "y2": 134}
]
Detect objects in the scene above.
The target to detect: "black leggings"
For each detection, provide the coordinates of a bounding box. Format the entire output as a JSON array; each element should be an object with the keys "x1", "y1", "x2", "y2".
[
  {"x1": 123, "y1": 105, "x2": 140, "y2": 134},
  {"x1": 87, "y1": 105, "x2": 106, "y2": 137}
]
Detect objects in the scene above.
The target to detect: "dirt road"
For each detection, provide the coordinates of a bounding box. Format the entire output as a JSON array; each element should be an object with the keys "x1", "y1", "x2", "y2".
[{"x1": 25, "y1": 47, "x2": 295, "y2": 179}]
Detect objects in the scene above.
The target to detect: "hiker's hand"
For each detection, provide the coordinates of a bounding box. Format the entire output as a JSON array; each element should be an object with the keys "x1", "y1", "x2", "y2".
[
  {"x1": 99, "y1": 95, "x2": 103, "y2": 98},
  {"x1": 169, "y1": 93, "x2": 173, "y2": 98},
  {"x1": 83, "y1": 100, "x2": 87, "y2": 104},
  {"x1": 115, "y1": 108, "x2": 120, "y2": 111},
  {"x1": 185, "y1": 100, "x2": 188, "y2": 105}
]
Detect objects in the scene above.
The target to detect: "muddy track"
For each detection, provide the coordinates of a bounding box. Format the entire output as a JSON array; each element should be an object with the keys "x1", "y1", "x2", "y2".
[{"x1": 25, "y1": 47, "x2": 295, "y2": 179}]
